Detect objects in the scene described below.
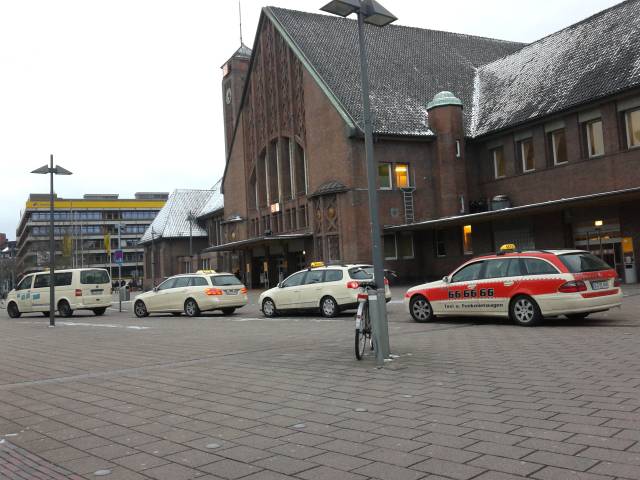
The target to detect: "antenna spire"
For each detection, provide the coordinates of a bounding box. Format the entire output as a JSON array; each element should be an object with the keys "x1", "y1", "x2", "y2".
[{"x1": 239, "y1": 0, "x2": 243, "y2": 46}]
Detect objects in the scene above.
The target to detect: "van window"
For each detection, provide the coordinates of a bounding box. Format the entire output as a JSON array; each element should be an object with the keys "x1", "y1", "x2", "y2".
[
  {"x1": 16, "y1": 276, "x2": 33, "y2": 290},
  {"x1": 349, "y1": 266, "x2": 373, "y2": 280},
  {"x1": 211, "y1": 275, "x2": 243, "y2": 286},
  {"x1": 451, "y1": 262, "x2": 484, "y2": 283},
  {"x1": 55, "y1": 272, "x2": 73, "y2": 286},
  {"x1": 34, "y1": 275, "x2": 50, "y2": 288},
  {"x1": 173, "y1": 277, "x2": 190, "y2": 288},
  {"x1": 281, "y1": 272, "x2": 305, "y2": 288},
  {"x1": 157, "y1": 278, "x2": 176, "y2": 291},
  {"x1": 304, "y1": 270, "x2": 324, "y2": 285},
  {"x1": 81, "y1": 269, "x2": 110, "y2": 284}
]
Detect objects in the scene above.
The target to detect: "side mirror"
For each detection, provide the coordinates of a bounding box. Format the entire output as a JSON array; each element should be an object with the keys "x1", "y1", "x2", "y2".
[
  {"x1": 277, "y1": 282, "x2": 283, "y2": 288},
  {"x1": 153, "y1": 287, "x2": 159, "y2": 293},
  {"x1": 442, "y1": 276, "x2": 450, "y2": 283}
]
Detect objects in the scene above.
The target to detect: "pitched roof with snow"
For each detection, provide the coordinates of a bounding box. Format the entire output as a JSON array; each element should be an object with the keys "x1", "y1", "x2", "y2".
[
  {"x1": 266, "y1": 7, "x2": 524, "y2": 137},
  {"x1": 197, "y1": 179, "x2": 224, "y2": 218},
  {"x1": 472, "y1": 0, "x2": 640, "y2": 137},
  {"x1": 139, "y1": 189, "x2": 218, "y2": 244}
]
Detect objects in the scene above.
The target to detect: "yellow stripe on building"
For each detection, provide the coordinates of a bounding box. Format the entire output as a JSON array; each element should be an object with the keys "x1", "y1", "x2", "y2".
[{"x1": 26, "y1": 200, "x2": 167, "y2": 209}]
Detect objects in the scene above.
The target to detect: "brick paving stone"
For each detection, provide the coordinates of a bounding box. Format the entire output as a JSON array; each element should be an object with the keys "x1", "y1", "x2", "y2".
[
  {"x1": 268, "y1": 444, "x2": 325, "y2": 460},
  {"x1": 360, "y1": 447, "x2": 427, "y2": 468},
  {"x1": 296, "y1": 465, "x2": 368, "y2": 480},
  {"x1": 468, "y1": 453, "x2": 544, "y2": 476},
  {"x1": 136, "y1": 439, "x2": 190, "y2": 456},
  {"x1": 113, "y1": 452, "x2": 170, "y2": 471},
  {"x1": 586, "y1": 461, "x2": 640, "y2": 478},
  {"x1": 315, "y1": 438, "x2": 375, "y2": 456},
  {"x1": 199, "y1": 459, "x2": 262, "y2": 479},
  {"x1": 58, "y1": 455, "x2": 115, "y2": 475},
  {"x1": 412, "y1": 458, "x2": 486, "y2": 480},
  {"x1": 252, "y1": 454, "x2": 317, "y2": 475},
  {"x1": 143, "y1": 462, "x2": 203, "y2": 479},
  {"x1": 217, "y1": 445, "x2": 272, "y2": 463},
  {"x1": 466, "y1": 440, "x2": 533, "y2": 459},
  {"x1": 368, "y1": 436, "x2": 425, "y2": 452},
  {"x1": 578, "y1": 446, "x2": 640, "y2": 465},
  {"x1": 353, "y1": 460, "x2": 425, "y2": 480},
  {"x1": 307, "y1": 451, "x2": 370, "y2": 471},
  {"x1": 239, "y1": 471, "x2": 298, "y2": 480},
  {"x1": 522, "y1": 451, "x2": 598, "y2": 472},
  {"x1": 413, "y1": 432, "x2": 476, "y2": 448},
  {"x1": 165, "y1": 449, "x2": 224, "y2": 468},
  {"x1": 412, "y1": 444, "x2": 480, "y2": 463},
  {"x1": 532, "y1": 466, "x2": 615, "y2": 480},
  {"x1": 516, "y1": 438, "x2": 587, "y2": 456},
  {"x1": 566, "y1": 433, "x2": 635, "y2": 450}
]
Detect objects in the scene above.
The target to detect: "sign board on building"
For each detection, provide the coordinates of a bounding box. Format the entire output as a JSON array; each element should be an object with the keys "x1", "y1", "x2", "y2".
[
  {"x1": 114, "y1": 250, "x2": 124, "y2": 265},
  {"x1": 270, "y1": 203, "x2": 280, "y2": 213}
]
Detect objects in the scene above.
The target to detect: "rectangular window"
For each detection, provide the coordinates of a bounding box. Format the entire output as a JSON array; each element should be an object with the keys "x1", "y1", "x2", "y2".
[
  {"x1": 455, "y1": 140, "x2": 461, "y2": 158},
  {"x1": 586, "y1": 119, "x2": 604, "y2": 157},
  {"x1": 378, "y1": 163, "x2": 392, "y2": 189},
  {"x1": 492, "y1": 147, "x2": 505, "y2": 179},
  {"x1": 397, "y1": 232, "x2": 414, "y2": 259},
  {"x1": 519, "y1": 138, "x2": 535, "y2": 172},
  {"x1": 550, "y1": 129, "x2": 568, "y2": 164},
  {"x1": 383, "y1": 234, "x2": 397, "y2": 260},
  {"x1": 327, "y1": 235, "x2": 340, "y2": 261},
  {"x1": 462, "y1": 224, "x2": 473, "y2": 255},
  {"x1": 626, "y1": 108, "x2": 640, "y2": 148},
  {"x1": 434, "y1": 230, "x2": 446, "y2": 257},
  {"x1": 394, "y1": 163, "x2": 410, "y2": 188}
]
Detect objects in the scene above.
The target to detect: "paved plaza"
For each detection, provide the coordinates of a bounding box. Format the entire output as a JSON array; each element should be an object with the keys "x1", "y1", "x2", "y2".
[{"x1": 0, "y1": 287, "x2": 639, "y2": 480}]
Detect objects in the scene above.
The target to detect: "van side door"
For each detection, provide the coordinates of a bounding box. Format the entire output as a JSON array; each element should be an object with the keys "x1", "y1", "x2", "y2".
[{"x1": 31, "y1": 274, "x2": 51, "y2": 312}]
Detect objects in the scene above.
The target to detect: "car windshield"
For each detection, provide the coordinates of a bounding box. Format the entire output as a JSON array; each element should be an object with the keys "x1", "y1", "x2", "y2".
[
  {"x1": 349, "y1": 266, "x2": 373, "y2": 279},
  {"x1": 558, "y1": 252, "x2": 612, "y2": 273},
  {"x1": 211, "y1": 275, "x2": 243, "y2": 286}
]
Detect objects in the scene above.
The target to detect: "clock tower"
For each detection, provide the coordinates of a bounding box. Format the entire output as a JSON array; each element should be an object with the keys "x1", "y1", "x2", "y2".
[{"x1": 221, "y1": 44, "x2": 251, "y2": 157}]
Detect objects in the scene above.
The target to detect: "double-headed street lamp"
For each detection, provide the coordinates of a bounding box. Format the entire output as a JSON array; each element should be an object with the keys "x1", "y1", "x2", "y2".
[
  {"x1": 31, "y1": 154, "x2": 72, "y2": 327},
  {"x1": 320, "y1": 0, "x2": 397, "y2": 365}
]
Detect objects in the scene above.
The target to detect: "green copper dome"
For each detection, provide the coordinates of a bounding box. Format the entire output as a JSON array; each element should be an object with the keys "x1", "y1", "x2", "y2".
[{"x1": 427, "y1": 91, "x2": 463, "y2": 110}]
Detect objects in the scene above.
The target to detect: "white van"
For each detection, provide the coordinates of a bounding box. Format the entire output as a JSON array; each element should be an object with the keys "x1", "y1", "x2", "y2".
[{"x1": 6, "y1": 268, "x2": 112, "y2": 318}]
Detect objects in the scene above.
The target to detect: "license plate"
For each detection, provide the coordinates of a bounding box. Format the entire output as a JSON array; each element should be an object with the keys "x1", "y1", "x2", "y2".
[
  {"x1": 590, "y1": 280, "x2": 609, "y2": 290},
  {"x1": 91, "y1": 289, "x2": 103, "y2": 295},
  {"x1": 226, "y1": 289, "x2": 238, "y2": 295}
]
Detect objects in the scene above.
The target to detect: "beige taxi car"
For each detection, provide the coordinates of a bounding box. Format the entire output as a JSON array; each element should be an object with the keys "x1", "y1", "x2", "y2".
[
  {"x1": 259, "y1": 263, "x2": 392, "y2": 318},
  {"x1": 134, "y1": 271, "x2": 248, "y2": 317}
]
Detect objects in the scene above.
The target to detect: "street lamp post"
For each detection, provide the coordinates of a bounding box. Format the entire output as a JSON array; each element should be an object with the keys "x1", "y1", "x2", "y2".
[
  {"x1": 31, "y1": 154, "x2": 72, "y2": 327},
  {"x1": 321, "y1": 0, "x2": 396, "y2": 365},
  {"x1": 187, "y1": 211, "x2": 197, "y2": 273}
]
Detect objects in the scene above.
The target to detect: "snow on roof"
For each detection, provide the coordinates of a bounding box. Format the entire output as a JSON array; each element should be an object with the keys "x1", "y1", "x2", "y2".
[
  {"x1": 197, "y1": 179, "x2": 223, "y2": 218},
  {"x1": 139, "y1": 189, "x2": 218, "y2": 244},
  {"x1": 472, "y1": 0, "x2": 640, "y2": 137},
  {"x1": 266, "y1": 7, "x2": 523, "y2": 136}
]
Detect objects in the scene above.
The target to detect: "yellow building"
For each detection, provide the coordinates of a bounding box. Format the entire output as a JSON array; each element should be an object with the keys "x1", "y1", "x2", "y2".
[{"x1": 16, "y1": 193, "x2": 168, "y2": 283}]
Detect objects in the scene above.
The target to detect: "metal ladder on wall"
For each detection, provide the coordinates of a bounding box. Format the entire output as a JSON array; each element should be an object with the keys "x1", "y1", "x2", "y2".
[{"x1": 401, "y1": 187, "x2": 416, "y2": 224}]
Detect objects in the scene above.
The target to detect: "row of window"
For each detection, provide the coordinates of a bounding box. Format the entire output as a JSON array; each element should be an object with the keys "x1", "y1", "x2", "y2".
[
  {"x1": 31, "y1": 225, "x2": 148, "y2": 236},
  {"x1": 156, "y1": 274, "x2": 242, "y2": 291},
  {"x1": 491, "y1": 107, "x2": 640, "y2": 179},
  {"x1": 30, "y1": 211, "x2": 157, "y2": 222},
  {"x1": 383, "y1": 232, "x2": 415, "y2": 260},
  {"x1": 451, "y1": 257, "x2": 558, "y2": 283}
]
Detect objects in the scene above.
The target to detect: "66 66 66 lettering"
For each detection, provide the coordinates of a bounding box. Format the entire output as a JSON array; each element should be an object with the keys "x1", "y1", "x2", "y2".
[{"x1": 448, "y1": 288, "x2": 495, "y2": 299}]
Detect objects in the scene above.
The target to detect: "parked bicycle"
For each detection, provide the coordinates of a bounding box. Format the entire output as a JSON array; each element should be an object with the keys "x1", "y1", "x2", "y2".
[{"x1": 355, "y1": 280, "x2": 377, "y2": 360}]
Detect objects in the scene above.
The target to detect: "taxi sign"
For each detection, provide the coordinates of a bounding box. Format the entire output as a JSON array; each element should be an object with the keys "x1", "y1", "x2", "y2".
[
  {"x1": 310, "y1": 261, "x2": 325, "y2": 268},
  {"x1": 196, "y1": 269, "x2": 216, "y2": 274},
  {"x1": 499, "y1": 243, "x2": 517, "y2": 251}
]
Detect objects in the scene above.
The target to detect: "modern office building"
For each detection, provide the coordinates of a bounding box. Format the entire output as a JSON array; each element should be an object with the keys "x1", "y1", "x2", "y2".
[{"x1": 15, "y1": 193, "x2": 168, "y2": 282}]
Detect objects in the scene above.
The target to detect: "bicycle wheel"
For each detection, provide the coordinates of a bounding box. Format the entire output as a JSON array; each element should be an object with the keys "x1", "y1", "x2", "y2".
[{"x1": 355, "y1": 302, "x2": 368, "y2": 360}]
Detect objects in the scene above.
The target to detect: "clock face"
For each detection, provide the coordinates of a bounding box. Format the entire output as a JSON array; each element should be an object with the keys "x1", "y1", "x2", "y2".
[{"x1": 225, "y1": 88, "x2": 232, "y2": 105}]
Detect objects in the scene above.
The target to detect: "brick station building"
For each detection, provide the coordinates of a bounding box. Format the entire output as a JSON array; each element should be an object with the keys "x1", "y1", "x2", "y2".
[{"x1": 210, "y1": 1, "x2": 640, "y2": 287}]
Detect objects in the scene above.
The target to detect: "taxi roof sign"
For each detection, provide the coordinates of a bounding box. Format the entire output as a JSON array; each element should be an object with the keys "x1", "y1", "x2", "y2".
[
  {"x1": 310, "y1": 261, "x2": 325, "y2": 268},
  {"x1": 499, "y1": 243, "x2": 517, "y2": 251},
  {"x1": 196, "y1": 269, "x2": 217, "y2": 274}
]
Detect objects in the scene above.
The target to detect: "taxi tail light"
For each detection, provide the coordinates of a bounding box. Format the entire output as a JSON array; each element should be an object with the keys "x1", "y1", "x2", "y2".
[
  {"x1": 614, "y1": 278, "x2": 622, "y2": 287},
  {"x1": 204, "y1": 288, "x2": 224, "y2": 296},
  {"x1": 75, "y1": 289, "x2": 82, "y2": 297},
  {"x1": 346, "y1": 281, "x2": 360, "y2": 289},
  {"x1": 558, "y1": 280, "x2": 587, "y2": 293},
  {"x1": 240, "y1": 287, "x2": 248, "y2": 294}
]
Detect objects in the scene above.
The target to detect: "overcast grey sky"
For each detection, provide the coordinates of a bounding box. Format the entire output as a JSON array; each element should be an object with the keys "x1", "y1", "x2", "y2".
[{"x1": 0, "y1": 0, "x2": 623, "y2": 238}]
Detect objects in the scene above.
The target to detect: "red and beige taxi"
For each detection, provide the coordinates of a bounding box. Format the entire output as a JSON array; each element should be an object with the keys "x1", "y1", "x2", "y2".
[{"x1": 404, "y1": 245, "x2": 623, "y2": 326}]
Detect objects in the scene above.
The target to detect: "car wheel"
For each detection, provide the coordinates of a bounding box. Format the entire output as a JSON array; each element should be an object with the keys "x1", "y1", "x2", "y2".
[
  {"x1": 566, "y1": 312, "x2": 589, "y2": 320},
  {"x1": 93, "y1": 308, "x2": 106, "y2": 316},
  {"x1": 7, "y1": 302, "x2": 21, "y2": 318},
  {"x1": 184, "y1": 298, "x2": 201, "y2": 317},
  {"x1": 58, "y1": 300, "x2": 73, "y2": 318},
  {"x1": 222, "y1": 308, "x2": 236, "y2": 315},
  {"x1": 320, "y1": 296, "x2": 338, "y2": 318},
  {"x1": 262, "y1": 298, "x2": 276, "y2": 318},
  {"x1": 510, "y1": 295, "x2": 542, "y2": 326},
  {"x1": 410, "y1": 295, "x2": 433, "y2": 323},
  {"x1": 134, "y1": 300, "x2": 149, "y2": 318}
]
